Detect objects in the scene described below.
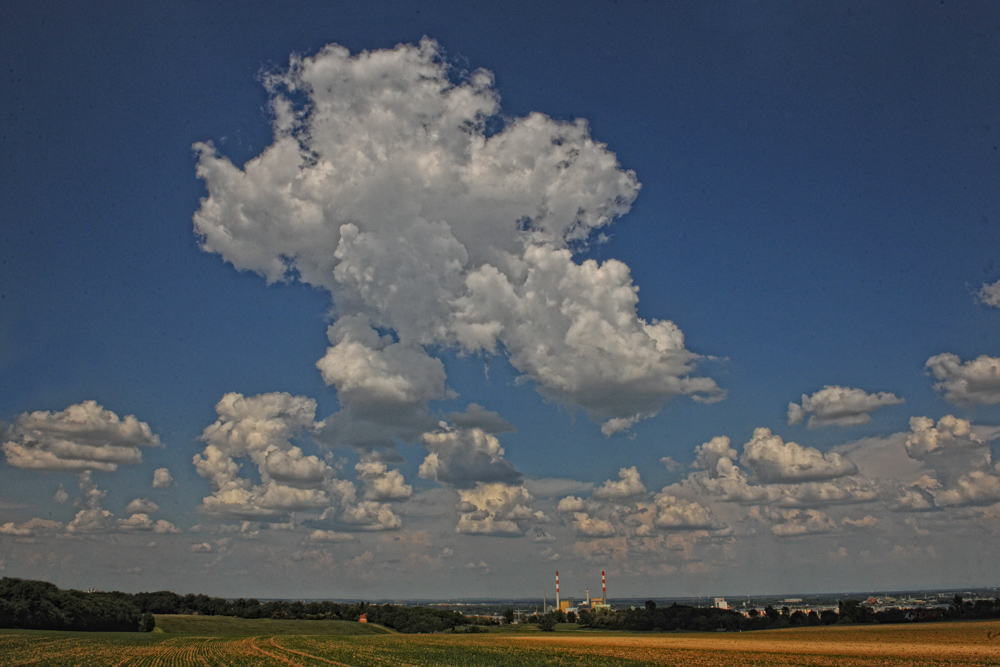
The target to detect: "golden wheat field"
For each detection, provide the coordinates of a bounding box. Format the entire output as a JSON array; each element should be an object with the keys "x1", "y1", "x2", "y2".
[{"x1": 2, "y1": 619, "x2": 1000, "y2": 666}]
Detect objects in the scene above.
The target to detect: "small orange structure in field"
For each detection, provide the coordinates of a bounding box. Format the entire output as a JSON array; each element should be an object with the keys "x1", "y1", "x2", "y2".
[{"x1": 359, "y1": 613, "x2": 367, "y2": 623}]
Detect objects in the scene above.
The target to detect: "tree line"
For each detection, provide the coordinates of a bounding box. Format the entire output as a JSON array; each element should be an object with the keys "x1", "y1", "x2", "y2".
[
  {"x1": 0, "y1": 577, "x2": 481, "y2": 634},
  {"x1": 526, "y1": 595, "x2": 1000, "y2": 632},
  {"x1": 131, "y1": 589, "x2": 481, "y2": 632},
  {"x1": 5, "y1": 576, "x2": 1000, "y2": 634}
]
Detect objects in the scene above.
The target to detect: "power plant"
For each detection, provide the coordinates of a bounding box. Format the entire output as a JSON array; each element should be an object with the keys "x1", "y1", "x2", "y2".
[{"x1": 547, "y1": 571, "x2": 611, "y2": 613}]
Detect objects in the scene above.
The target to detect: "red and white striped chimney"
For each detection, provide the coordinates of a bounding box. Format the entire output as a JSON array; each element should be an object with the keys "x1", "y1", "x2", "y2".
[
  {"x1": 555, "y1": 571, "x2": 560, "y2": 609},
  {"x1": 602, "y1": 570, "x2": 606, "y2": 601}
]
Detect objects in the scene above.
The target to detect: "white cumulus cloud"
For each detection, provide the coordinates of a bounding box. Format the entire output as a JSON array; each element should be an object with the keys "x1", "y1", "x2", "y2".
[
  {"x1": 903, "y1": 415, "x2": 1000, "y2": 507},
  {"x1": 741, "y1": 427, "x2": 857, "y2": 483},
  {"x1": 652, "y1": 492, "x2": 723, "y2": 531},
  {"x1": 787, "y1": 385, "x2": 904, "y2": 428},
  {"x1": 193, "y1": 392, "x2": 348, "y2": 517},
  {"x1": 454, "y1": 482, "x2": 539, "y2": 536},
  {"x1": 755, "y1": 507, "x2": 839, "y2": 537},
  {"x1": 193, "y1": 38, "x2": 720, "y2": 440},
  {"x1": 152, "y1": 468, "x2": 174, "y2": 488},
  {"x1": 0, "y1": 518, "x2": 63, "y2": 537},
  {"x1": 978, "y1": 279, "x2": 1000, "y2": 308},
  {"x1": 592, "y1": 466, "x2": 647, "y2": 499},
  {"x1": 926, "y1": 353, "x2": 1000, "y2": 405},
  {"x1": 419, "y1": 424, "x2": 520, "y2": 488},
  {"x1": 355, "y1": 455, "x2": 413, "y2": 501},
  {"x1": 677, "y1": 433, "x2": 877, "y2": 507},
  {"x1": 125, "y1": 498, "x2": 159, "y2": 514},
  {"x1": 2, "y1": 401, "x2": 159, "y2": 472}
]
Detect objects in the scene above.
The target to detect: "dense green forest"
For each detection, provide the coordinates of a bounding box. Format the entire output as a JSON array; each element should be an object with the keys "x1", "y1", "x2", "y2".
[
  {"x1": 0, "y1": 578, "x2": 477, "y2": 633},
  {"x1": 0, "y1": 578, "x2": 152, "y2": 632}
]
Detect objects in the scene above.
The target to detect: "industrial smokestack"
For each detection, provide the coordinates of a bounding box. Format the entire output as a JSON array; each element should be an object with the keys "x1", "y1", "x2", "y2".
[
  {"x1": 602, "y1": 570, "x2": 606, "y2": 601},
  {"x1": 556, "y1": 571, "x2": 560, "y2": 610}
]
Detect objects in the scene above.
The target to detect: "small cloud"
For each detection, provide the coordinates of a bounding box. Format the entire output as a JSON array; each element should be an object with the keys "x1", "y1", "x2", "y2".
[
  {"x1": 152, "y1": 468, "x2": 174, "y2": 488},
  {"x1": 601, "y1": 415, "x2": 641, "y2": 437},
  {"x1": 528, "y1": 528, "x2": 556, "y2": 542},
  {"x1": 334, "y1": 500, "x2": 403, "y2": 531},
  {"x1": 445, "y1": 404, "x2": 515, "y2": 434},
  {"x1": 841, "y1": 515, "x2": 879, "y2": 528},
  {"x1": 593, "y1": 467, "x2": 646, "y2": 500},
  {"x1": 355, "y1": 455, "x2": 413, "y2": 501},
  {"x1": 125, "y1": 498, "x2": 159, "y2": 515},
  {"x1": 190, "y1": 542, "x2": 213, "y2": 553},
  {"x1": 977, "y1": 279, "x2": 1000, "y2": 308},
  {"x1": 756, "y1": 507, "x2": 839, "y2": 537},
  {"x1": 53, "y1": 485, "x2": 69, "y2": 504},
  {"x1": 306, "y1": 529, "x2": 354, "y2": 543},
  {"x1": 118, "y1": 514, "x2": 180, "y2": 534},
  {"x1": 522, "y1": 478, "x2": 594, "y2": 498},
  {"x1": 660, "y1": 456, "x2": 681, "y2": 473},
  {"x1": 556, "y1": 496, "x2": 589, "y2": 513},
  {"x1": 652, "y1": 492, "x2": 723, "y2": 531}
]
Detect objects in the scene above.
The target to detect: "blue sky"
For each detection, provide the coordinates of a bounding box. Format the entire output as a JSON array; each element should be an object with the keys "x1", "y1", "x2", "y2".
[{"x1": 2, "y1": 1, "x2": 999, "y2": 600}]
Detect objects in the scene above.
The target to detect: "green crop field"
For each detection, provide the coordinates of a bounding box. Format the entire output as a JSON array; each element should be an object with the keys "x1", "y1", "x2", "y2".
[{"x1": 2, "y1": 617, "x2": 1000, "y2": 666}]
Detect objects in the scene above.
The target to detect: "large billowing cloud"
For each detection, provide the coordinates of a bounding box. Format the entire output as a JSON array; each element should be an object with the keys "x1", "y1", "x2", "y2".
[
  {"x1": 2, "y1": 401, "x2": 160, "y2": 472},
  {"x1": 787, "y1": 386, "x2": 904, "y2": 428},
  {"x1": 556, "y1": 466, "x2": 726, "y2": 544},
  {"x1": 903, "y1": 415, "x2": 1000, "y2": 507},
  {"x1": 194, "y1": 392, "x2": 343, "y2": 516},
  {"x1": 925, "y1": 353, "x2": 1000, "y2": 405},
  {"x1": 677, "y1": 432, "x2": 876, "y2": 507},
  {"x1": 194, "y1": 392, "x2": 408, "y2": 530},
  {"x1": 741, "y1": 428, "x2": 858, "y2": 483},
  {"x1": 193, "y1": 38, "x2": 720, "y2": 439}
]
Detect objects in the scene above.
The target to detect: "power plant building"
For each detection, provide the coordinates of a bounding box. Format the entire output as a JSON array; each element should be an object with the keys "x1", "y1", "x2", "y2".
[{"x1": 548, "y1": 570, "x2": 610, "y2": 612}]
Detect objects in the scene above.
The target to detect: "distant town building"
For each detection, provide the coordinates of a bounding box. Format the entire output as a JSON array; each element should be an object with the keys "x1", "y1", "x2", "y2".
[
  {"x1": 358, "y1": 613, "x2": 367, "y2": 623},
  {"x1": 714, "y1": 598, "x2": 729, "y2": 610}
]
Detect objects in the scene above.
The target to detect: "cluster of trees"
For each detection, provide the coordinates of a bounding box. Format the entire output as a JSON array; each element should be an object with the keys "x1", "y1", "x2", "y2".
[
  {"x1": 0, "y1": 578, "x2": 489, "y2": 634},
  {"x1": 527, "y1": 595, "x2": 1000, "y2": 632},
  {"x1": 526, "y1": 602, "x2": 747, "y2": 632},
  {"x1": 129, "y1": 590, "x2": 480, "y2": 632},
  {"x1": 0, "y1": 578, "x2": 153, "y2": 632}
]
